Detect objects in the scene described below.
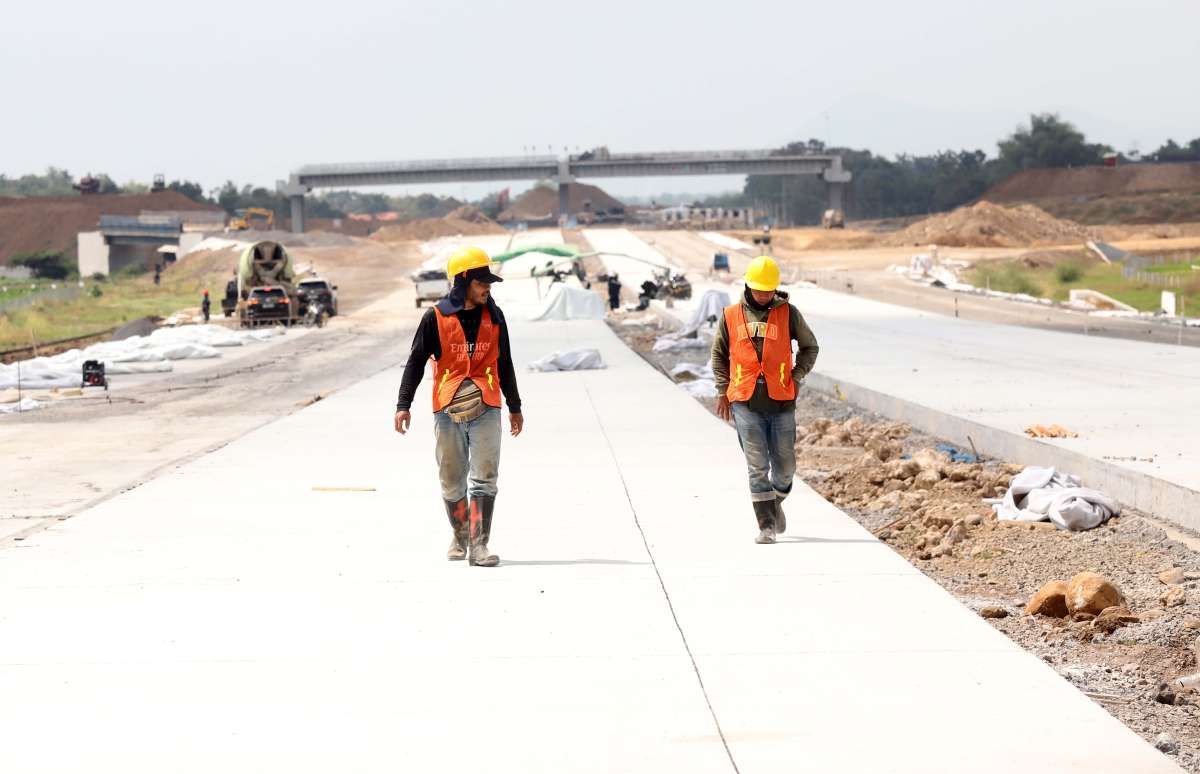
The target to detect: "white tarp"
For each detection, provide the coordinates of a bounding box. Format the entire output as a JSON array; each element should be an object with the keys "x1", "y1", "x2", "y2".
[
  {"x1": 0, "y1": 325, "x2": 284, "y2": 391},
  {"x1": 653, "y1": 332, "x2": 711, "y2": 353},
  {"x1": 529, "y1": 283, "x2": 607, "y2": 321},
  {"x1": 0, "y1": 398, "x2": 42, "y2": 414},
  {"x1": 527, "y1": 349, "x2": 606, "y2": 372},
  {"x1": 991, "y1": 466, "x2": 1120, "y2": 531},
  {"x1": 669, "y1": 361, "x2": 714, "y2": 381},
  {"x1": 677, "y1": 289, "x2": 730, "y2": 338},
  {"x1": 678, "y1": 378, "x2": 718, "y2": 399}
]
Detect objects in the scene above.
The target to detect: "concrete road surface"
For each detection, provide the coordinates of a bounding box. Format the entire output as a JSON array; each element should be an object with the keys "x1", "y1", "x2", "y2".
[{"x1": 0, "y1": 260, "x2": 1181, "y2": 773}]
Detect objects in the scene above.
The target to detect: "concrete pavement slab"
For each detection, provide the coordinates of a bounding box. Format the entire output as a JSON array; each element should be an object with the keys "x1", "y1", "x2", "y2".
[{"x1": 0, "y1": 238, "x2": 1182, "y2": 772}]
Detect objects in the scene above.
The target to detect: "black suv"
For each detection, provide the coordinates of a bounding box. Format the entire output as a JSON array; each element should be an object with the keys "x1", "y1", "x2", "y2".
[
  {"x1": 296, "y1": 278, "x2": 338, "y2": 317},
  {"x1": 243, "y1": 286, "x2": 294, "y2": 326}
]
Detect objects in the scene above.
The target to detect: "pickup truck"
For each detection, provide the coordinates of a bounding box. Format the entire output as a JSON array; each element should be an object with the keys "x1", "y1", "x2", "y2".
[{"x1": 412, "y1": 269, "x2": 449, "y2": 308}]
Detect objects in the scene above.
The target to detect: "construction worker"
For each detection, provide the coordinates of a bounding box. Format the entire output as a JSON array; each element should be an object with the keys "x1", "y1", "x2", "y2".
[
  {"x1": 394, "y1": 246, "x2": 524, "y2": 567},
  {"x1": 607, "y1": 273, "x2": 622, "y2": 311},
  {"x1": 711, "y1": 255, "x2": 819, "y2": 544},
  {"x1": 201, "y1": 290, "x2": 211, "y2": 322}
]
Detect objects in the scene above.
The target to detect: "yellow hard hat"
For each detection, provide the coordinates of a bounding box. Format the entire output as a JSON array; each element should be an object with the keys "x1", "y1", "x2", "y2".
[
  {"x1": 446, "y1": 245, "x2": 493, "y2": 280},
  {"x1": 744, "y1": 255, "x2": 780, "y2": 291}
]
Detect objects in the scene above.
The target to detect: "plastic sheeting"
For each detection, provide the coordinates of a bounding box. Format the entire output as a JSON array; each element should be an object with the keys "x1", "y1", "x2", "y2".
[
  {"x1": 0, "y1": 398, "x2": 42, "y2": 414},
  {"x1": 0, "y1": 325, "x2": 285, "y2": 391},
  {"x1": 677, "y1": 290, "x2": 730, "y2": 338},
  {"x1": 527, "y1": 349, "x2": 606, "y2": 372},
  {"x1": 529, "y1": 283, "x2": 607, "y2": 321},
  {"x1": 991, "y1": 466, "x2": 1121, "y2": 531},
  {"x1": 652, "y1": 333, "x2": 710, "y2": 353},
  {"x1": 678, "y1": 379, "x2": 718, "y2": 399}
]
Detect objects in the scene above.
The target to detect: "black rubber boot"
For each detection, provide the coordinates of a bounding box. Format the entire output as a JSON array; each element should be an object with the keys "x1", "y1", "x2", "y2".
[
  {"x1": 443, "y1": 499, "x2": 468, "y2": 561},
  {"x1": 774, "y1": 494, "x2": 787, "y2": 534},
  {"x1": 468, "y1": 495, "x2": 499, "y2": 567},
  {"x1": 753, "y1": 500, "x2": 776, "y2": 544}
]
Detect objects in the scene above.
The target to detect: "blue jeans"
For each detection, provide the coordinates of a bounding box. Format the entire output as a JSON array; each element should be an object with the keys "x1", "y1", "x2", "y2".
[
  {"x1": 731, "y1": 402, "x2": 797, "y2": 503},
  {"x1": 433, "y1": 407, "x2": 502, "y2": 501}
]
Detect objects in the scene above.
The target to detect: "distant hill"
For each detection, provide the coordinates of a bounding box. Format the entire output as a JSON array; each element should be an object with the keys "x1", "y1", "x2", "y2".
[
  {"x1": 0, "y1": 191, "x2": 221, "y2": 265},
  {"x1": 497, "y1": 182, "x2": 625, "y2": 224}
]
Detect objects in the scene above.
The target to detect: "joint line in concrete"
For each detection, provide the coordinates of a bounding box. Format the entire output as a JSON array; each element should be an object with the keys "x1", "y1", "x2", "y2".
[{"x1": 582, "y1": 382, "x2": 741, "y2": 774}]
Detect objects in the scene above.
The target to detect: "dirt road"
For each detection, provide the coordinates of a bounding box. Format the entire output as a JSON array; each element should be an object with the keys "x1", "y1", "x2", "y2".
[{"x1": 0, "y1": 239, "x2": 426, "y2": 539}]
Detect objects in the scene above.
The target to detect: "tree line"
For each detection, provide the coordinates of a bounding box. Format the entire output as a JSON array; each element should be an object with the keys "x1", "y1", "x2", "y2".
[{"x1": 741, "y1": 114, "x2": 1200, "y2": 225}]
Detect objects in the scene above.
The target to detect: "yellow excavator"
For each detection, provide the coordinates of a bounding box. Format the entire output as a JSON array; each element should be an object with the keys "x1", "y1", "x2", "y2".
[{"x1": 227, "y1": 207, "x2": 275, "y2": 231}]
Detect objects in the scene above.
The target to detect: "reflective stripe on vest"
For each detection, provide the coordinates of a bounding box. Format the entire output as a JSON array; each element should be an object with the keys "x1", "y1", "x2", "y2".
[
  {"x1": 430, "y1": 308, "x2": 502, "y2": 412},
  {"x1": 723, "y1": 302, "x2": 796, "y2": 402}
]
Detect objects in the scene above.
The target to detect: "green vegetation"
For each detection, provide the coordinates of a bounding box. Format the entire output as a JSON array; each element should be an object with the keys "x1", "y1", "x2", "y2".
[
  {"x1": 1143, "y1": 262, "x2": 1200, "y2": 274},
  {"x1": 10, "y1": 250, "x2": 73, "y2": 280},
  {"x1": 1054, "y1": 263, "x2": 1083, "y2": 283},
  {"x1": 0, "y1": 267, "x2": 220, "y2": 351},
  {"x1": 967, "y1": 258, "x2": 1200, "y2": 313}
]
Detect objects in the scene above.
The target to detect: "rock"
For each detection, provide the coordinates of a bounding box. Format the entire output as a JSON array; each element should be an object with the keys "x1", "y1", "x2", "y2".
[
  {"x1": 1026, "y1": 580, "x2": 1070, "y2": 618},
  {"x1": 1183, "y1": 618, "x2": 1200, "y2": 631},
  {"x1": 1161, "y1": 586, "x2": 1187, "y2": 608},
  {"x1": 1072, "y1": 612, "x2": 1097, "y2": 623},
  {"x1": 882, "y1": 459, "x2": 919, "y2": 480},
  {"x1": 913, "y1": 470, "x2": 942, "y2": 490},
  {"x1": 1066, "y1": 571, "x2": 1123, "y2": 616},
  {"x1": 913, "y1": 448, "x2": 950, "y2": 474},
  {"x1": 1158, "y1": 567, "x2": 1186, "y2": 586},
  {"x1": 924, "y1": 510, "x2": 957, "y2": 529},
  {"x1": 946, "y1": 463, "x2": 977, "y2": 482},
  {"x1": 867, "y1": 491, "x2": 904, "y2": 513},
  {"x1": 1154, "y1": 732, "x2": 1178, "y2": 754},
  {"x1": 1120, "y1": 663, "x2": 1139, "y2": 674},
  {"x1": 965, "y1": 513, "x2": 985, "y2": 527},
  {"x1": 1093, "y1": 605, "x2": 1140, "y2": 634},
  {"x1": 980, "y1": 606, "x2": 1009, "y2": 619},
  {"x1": 943, "y1": 522, "x2": 967, "y2": 546}
]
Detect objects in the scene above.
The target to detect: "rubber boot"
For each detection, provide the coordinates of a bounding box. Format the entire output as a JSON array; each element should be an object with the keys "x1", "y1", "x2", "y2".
[
  {"x1": 468, "y1": 495, "x2": 499, "y2": 567},
  {"x1": 774, "y1": 494, "x2": 787, "y2": 535},
  {"x1": 753, "y1": 500, "x2": 776, "y2": 544},
  {"x1": 443, "y1": 499, "x2": 468, "y2": 561}
]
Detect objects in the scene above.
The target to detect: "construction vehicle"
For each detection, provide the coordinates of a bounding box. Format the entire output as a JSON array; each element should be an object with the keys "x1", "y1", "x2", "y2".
[
  {"x1": 412, "y1": 269, "x2": 450, "y2": 308},
  {"x1": 74, "y1": 174, "x2": 101, "y2": 195},
  {"x1": 236, "y1": 241, "x2": 297, "y2": 326},
  {"x1": 151, "y1": 174, "x2": 166, "y2": 193},
  {"x1": 821, "y1": 208, "x2": 845, "y2": 229},
  {"x1": 228, "y1": 207, "x2": 276, "y2": 232}
]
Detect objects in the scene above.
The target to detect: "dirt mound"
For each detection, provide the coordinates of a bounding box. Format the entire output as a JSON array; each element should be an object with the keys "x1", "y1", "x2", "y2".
[
  {"x1": 0, "y1": 191, "x2": 221, "y2": 266},
  {"x1": 986, "y1": 162, "x2": 1200, "y2": 203},
  {"x1": 880, "y1": 201, "x2": 1096, "y2": 247},
  {"x1": 370, "y1": 210, "x2": 504, "y2": 243},
  {"x1": 497, "y1": 182, "x2": 624, "y2": 223}
]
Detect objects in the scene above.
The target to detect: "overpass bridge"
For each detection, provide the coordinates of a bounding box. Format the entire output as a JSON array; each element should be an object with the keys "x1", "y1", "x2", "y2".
[{"x1": 277, "y1": 149, "x2": 851, "y2": 232}]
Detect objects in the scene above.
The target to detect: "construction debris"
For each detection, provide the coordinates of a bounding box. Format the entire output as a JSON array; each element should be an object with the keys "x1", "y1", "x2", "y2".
[
  {"x1": 993, "y1": 466, "x2": 1120, "y2": 531},
  {"x1": 1024, "y1": 423, "x2": 1079, "y2": 438}
]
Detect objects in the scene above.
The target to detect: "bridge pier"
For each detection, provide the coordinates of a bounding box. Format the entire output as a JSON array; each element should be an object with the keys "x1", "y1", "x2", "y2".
[
  {"x1": 277, "y1": 178, "x2": 311, "y2": 234},
  {"x1": 823, "y1": 156, "x2": 852, "y2": 215}
]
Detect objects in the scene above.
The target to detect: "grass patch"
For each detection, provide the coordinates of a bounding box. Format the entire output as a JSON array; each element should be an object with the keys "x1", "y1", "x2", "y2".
[
  {"x1": 0, "y1": 269, "x2": 220, "y2": 351},
  {"x1": 1143, "y1": 262, "x2": 1199, "y2": 274},
  {"x1": 969, "y1": 258, "x2": 1200, "y2": 313},
  {"x1": 968, "y1": 264, "x2": 1043, "y2": 296}
]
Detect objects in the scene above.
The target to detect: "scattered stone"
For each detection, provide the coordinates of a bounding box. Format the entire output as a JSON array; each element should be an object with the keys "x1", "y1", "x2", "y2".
[
  {"x1": 1026, "y1": 580, "x2": 1070, "y2": 618},
  {"x1": 1161, "y1": 586, "x2": 1187, "y2": 608},
  {"x1": 1158, "y1": 567, "x2": 1186, "y2": 586},
  {"x1": 1120, "y1": 663, "x2": 1139, "y2": 674},
  {"x1": 965, "y1": 513, "x2": 985, "y2": 527},
  {"x1": 913, "y1": 470, "x2": 941, "y2": 490},
  {"x1": 980, "y1": 606, "x2": 1009, "y2": 619},
  {"x1": 1066, "y1": 571, "x2": 1123, "y2": 616},
  {"x1": 1154, "y1": 732, "x2": 1178, "y2": 754},
  {"x1": 1072, "y1": 612, "x2": 1097, "y2": 623},
  {"x1": 1154, "y1": 684, "x2": 1178, "y2": 705},
  {"x1": 1183, "y1": 618, "x2": 1200, "y2": 631},
  {"x1": 1093, "y1": 606, "x2": 1140, "y2": 634}
]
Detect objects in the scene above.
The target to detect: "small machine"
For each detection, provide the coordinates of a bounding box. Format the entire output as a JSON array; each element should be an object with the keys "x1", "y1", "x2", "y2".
[{"x1": 82, "y1": 360, "x2": 107, "y2": 388}]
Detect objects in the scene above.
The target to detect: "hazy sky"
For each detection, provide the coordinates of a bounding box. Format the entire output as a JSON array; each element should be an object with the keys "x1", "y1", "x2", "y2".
[{"x1": 4, "y1": 0, "x2": 1198, "y2": 199}]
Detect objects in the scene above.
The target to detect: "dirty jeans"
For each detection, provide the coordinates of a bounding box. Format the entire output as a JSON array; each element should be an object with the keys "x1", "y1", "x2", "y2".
[
  {"x1": 433, "y1": 406, "x2": 501, "y2": 502},
  {"x1": 731, "y1": 401, "x2": 796, "y2": 503}
]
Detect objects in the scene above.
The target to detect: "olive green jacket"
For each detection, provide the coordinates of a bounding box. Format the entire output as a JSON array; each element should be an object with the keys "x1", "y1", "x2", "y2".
[{"x1": 711, "y1": 291, "x2": 820, "y2": 412}]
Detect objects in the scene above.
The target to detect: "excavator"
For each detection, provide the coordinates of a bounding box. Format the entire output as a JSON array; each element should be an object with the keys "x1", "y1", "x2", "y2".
[{"x1": 227, "y1": 207, "x2": 276, "y2": 231}]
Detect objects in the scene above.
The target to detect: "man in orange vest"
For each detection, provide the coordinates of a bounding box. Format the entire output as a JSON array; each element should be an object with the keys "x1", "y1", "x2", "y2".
[
  {"x1": 394, "y1": 246, "x2": 525, "y2": 567},
  {"x1": 711, "y1": 255, "x2": 819, "y2": 544}
]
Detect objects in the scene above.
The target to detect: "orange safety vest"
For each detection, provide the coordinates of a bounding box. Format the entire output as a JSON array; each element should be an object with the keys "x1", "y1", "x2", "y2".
[
  {"x1": 723, "y1": 302, "x2": 796, "y2": 402},
  {"x1": 430, "y1": 307, "x2": 502, "y2": 412}
]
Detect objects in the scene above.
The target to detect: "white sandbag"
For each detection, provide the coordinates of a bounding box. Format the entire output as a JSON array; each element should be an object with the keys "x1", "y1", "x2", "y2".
[
  {"x1": 677, "y1": 289, "x2": 730, "y2": 337},
  {"x1": 992, "y1": 465, "x2": 1120, "y2": 531},
  {"x1": 104, "y1": 361, "x2": 174, "y2": 375},
  {"x1": 0, "y1": 398, "x2": 42, "y2": 414},
  {"x1": 527, "y1": 349, "x2": 606, "y2": 372},
  {"x1": 670, "y1": 361, "x2": 714, "y2": 381},
  {"x1": 530, "y1": 283, "x2": 607, "y2": 321},
  {"x1": 678, "y1": 378, "x2": 718, "y2": 399},
  {"x1": 653, "y1": 333, "x2": 710, "y2": 353}
]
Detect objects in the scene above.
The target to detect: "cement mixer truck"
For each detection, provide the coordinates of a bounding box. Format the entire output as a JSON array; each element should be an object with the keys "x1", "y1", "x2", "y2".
[{"x1": 236, "y1": 241, "x2": 298, "y2": 327}]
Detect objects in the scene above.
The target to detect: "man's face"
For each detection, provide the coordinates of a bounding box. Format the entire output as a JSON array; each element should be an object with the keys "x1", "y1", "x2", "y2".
[
  {"x1": 750, "y1": 288, "x2": 775, "y2": 305},
  {"x1": 467, "y1": 279, "x2": 492, "y2": 306}
]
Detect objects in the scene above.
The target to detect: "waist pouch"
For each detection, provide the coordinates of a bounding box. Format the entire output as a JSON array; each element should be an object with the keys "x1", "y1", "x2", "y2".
[{"x1": 445, "y1": 396, "x2": 486, "y2": 424}]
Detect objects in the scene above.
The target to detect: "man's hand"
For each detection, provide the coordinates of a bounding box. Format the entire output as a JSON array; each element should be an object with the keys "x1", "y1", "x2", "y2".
[
  {"x1": 510, "y1": 411, "x2": 524, "y2": 437},
  {"x1": 394, "y1": 410, "x2": 411, "y2": 434},
  {"x1": 716, "y1": 396, "x2": 732, "y2": 422}
]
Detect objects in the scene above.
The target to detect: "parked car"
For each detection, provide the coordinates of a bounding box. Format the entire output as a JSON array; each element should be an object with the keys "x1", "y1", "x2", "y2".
[
  {"x1": 412, "y1": 269, "x2": 449, "y2": 308},
  {"x1": 296, "y1": 277, "x2": 338, "y2": 317},
  {"x1": 241, "y1": 286, "x2": 293, "y2": 327}
]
